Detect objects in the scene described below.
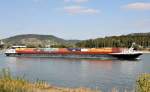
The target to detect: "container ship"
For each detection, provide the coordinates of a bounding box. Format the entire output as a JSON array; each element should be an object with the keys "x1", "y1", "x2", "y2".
[{"x1": 5, "y1": 45, "x2": 142, "y2": 60}]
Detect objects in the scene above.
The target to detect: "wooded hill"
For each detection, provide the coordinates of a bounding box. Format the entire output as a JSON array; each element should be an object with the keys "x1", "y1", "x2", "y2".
[
  {"x1": 2, "y1": 34, "x2": 79, "y2": 48},
  {"x1": 76, "y1": 32, "x2": 150, "y2": 49}
]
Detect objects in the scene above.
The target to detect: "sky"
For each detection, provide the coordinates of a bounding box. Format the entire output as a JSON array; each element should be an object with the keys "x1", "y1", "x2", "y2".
[{"x1": 0, "y1": 0, "x2": 150, "y2": 40}]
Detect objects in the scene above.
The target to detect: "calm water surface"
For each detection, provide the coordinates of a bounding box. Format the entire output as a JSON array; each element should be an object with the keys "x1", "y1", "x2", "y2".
[{"x1": 0, "y1": 53, "x2": 150, "y2": 92}]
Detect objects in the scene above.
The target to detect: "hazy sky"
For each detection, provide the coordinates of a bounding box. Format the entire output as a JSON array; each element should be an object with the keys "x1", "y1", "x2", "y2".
[{"x1": 0, "y1": 0, "x2": 150, "y2": 40}]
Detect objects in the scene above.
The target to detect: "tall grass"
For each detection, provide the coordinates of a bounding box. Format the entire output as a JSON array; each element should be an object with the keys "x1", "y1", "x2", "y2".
[
  {"x1": 136, "y1": 73, "x2": 150, "y2": 92},
  {"x1": 0, "y1": 68, "x2": 98, "y2": 92}
]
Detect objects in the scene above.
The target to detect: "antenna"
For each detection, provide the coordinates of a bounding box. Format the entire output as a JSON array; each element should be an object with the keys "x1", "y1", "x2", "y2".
[
  {"x1": 129, "y1": 42, "x2": 136, "y2": 52},
  {"x1": 131, "y1": 42, "x2": 135, "y2": 48}
]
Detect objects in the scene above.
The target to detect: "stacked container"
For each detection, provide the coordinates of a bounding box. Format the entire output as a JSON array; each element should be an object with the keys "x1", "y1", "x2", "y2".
[
  {"x1": 58, "y1": 48, "x2": 69, "y2": 52},
  {"x1": 42, "y1": 48, "x2": 59, "y2": 52},
  {"x1": 67, "y1": 48, "x2": 81, "y2": 51},
  {"x1": 81, "y1": 48, "x2": 89, "y2": 52},
  {"x1": 112, "y1": 48, "x2": 123, "y2": 53},
  {"x1": 16, "y1": 48, "x2": 36, "y2": 53},
  {"x1": 88, "y1": 48, "x2": 113, "y2": 53}
]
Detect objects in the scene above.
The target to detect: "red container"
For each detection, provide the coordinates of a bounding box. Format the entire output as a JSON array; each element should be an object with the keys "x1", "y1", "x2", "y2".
[
  {"x1": 112, "y1": 48, "x2": 122, "y2": 53},
  {"x1": 58, "y1": 48, "x2": 70, "y2": 52}
]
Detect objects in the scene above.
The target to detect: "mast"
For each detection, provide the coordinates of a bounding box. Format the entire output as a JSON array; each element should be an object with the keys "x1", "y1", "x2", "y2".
[
  {"x1": 0, "y1": 40, "x2": 4, "y2": 49},
  {"x1": 0, "y1": 40, "x2": 4, "y2": 45}
]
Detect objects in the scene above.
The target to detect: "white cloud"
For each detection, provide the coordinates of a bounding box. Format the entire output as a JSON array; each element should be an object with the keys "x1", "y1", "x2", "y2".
[
  {"x1": 64, "y1": 0, "x2": 89, "y2": 3},
  {"x1": 64, "y1": 6, "x2": 99, "y2": 14},
  {"x1": 122, "y1": 2, "x2": 150, "y2": 10}
]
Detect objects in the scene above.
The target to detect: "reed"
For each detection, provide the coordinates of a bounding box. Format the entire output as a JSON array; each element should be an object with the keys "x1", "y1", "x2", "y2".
[{"x1": 136, "y1": 73, "x2": 150, "y2": 92}]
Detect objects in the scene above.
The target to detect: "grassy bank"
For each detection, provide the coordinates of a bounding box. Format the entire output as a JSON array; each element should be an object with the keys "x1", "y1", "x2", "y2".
[
  {"x1": 0, "y1": 69, "x2": 150, "y2": 92},
  {"x1": 0, "y1": 69, "x2": 98, "y2": 92}
]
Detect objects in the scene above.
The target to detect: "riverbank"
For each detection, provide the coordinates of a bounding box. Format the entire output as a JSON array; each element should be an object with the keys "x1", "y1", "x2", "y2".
[
  {"x1": 0, "y1": 79, "x2": 97, "y2": 92},
  {"x1": 0, "y1": 69, "x2": 98, "y2": 92},
  {"x1": 141, "y1": 51, "x2": 150, "y2": 54},
  {"x1": 0, "y1": 74, "x2": 149, "y2": 92},
  {"x1": 0, "y1": 69, "x2": 150, "y2": 92}
]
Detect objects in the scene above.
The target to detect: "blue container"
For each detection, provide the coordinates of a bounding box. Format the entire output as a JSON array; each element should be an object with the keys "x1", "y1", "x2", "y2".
[{"x1": 67, "y1": 48, "x2": 81, "y2": 51}]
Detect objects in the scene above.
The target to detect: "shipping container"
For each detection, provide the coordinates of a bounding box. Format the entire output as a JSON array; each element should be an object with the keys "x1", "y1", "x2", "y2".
[
  {"x1": 67, "y1": 48, "x2": 81, "y2": 51},
  {"x1": 58, "y1": 48, "x2": 67, "y2": 51},
  {"x1": 81, "y1": 48, "x2": 88, "y2": 52},
  {"x1": 88, "y1": 48, "x2": 113, "y2": 53},
  {"x1": 112, "y1": 48, "x2": 123, "y2": 53}
]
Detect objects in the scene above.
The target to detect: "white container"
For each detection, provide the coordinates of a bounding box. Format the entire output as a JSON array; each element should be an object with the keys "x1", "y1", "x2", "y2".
[{"x1": 81, "y1": 48, "x2": 88, "y2": 52}]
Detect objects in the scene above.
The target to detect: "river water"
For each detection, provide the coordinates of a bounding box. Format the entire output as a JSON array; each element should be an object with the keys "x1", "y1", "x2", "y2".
[{"x1": 0, "y1": 53, "x2": 150, "y2": 92}]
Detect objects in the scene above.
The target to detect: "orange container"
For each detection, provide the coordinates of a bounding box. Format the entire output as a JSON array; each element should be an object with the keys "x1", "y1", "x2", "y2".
[
  {"x1": 58, "y1": 48, "x2": 69, "y2": 52},
  {"x1": 88, "y1": 48, "x2": 113, "y2": 53},
  {"x1": 16, "y1": 48, "x2": 36, "y2": 53}
]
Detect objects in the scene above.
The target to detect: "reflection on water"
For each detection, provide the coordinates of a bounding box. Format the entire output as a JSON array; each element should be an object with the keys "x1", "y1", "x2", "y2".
[{"x1": 0, "y1": 54, "x2": 150, "y2": 92}]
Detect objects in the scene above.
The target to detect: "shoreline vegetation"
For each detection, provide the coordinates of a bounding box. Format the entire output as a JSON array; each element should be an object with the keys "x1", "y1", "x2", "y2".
[
  {"x1": 0, "y1": 69, "x2": 98, "y2": 92},
  {"x1": 0, "y1": 69, "x2": 150, "y2": 92}
]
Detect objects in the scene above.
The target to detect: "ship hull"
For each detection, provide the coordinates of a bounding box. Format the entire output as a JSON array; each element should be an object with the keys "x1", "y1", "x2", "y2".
[
  {"x1": 109, "y1": 53, "x2": 142, "y2": 60},
  {"x1": 5, "y1": 53, "x2": 142, "y2": 60}
]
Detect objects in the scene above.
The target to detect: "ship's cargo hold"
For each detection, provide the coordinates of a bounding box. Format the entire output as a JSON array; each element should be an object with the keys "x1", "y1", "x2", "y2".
[{"x1": 15, "y1": 47, "x2": 124, "y2": 54}]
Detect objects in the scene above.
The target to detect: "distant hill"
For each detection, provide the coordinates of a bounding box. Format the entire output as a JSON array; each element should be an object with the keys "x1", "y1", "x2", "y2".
[
  {"x1": 127, "y1": 32, "x2": 150, "y2": 36},
  {"x1": 3, "y1": 34, "x2": 80, "y2": 47}
]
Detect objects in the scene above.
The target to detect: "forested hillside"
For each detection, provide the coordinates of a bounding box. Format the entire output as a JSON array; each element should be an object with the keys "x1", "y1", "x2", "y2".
[
  {"x1": 76, "y1": 33, "x2": 150, "y2": 48},
  {"x1": 2, "y1": 34, "x2": 79, "y2": 48}
]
